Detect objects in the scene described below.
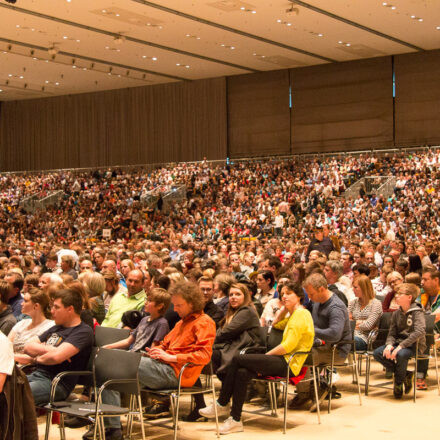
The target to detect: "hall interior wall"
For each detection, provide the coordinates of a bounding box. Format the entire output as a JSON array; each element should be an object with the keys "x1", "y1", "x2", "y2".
[{"x1": 0, "y1": 49, "x2": 439, "y2": 172}]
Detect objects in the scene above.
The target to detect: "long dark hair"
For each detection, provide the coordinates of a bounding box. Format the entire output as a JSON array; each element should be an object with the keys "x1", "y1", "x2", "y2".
[{"x1": 221, "y1": 282, "x2": 254, "y2": 327}]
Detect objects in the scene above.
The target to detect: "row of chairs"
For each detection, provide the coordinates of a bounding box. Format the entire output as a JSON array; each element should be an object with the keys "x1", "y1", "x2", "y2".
[
  {"x1": 42, "y1": 317, "x2": 439, "y2": 440},
  {"x1": 42, "y1": 326, "x2": 219, "y2": 440}
]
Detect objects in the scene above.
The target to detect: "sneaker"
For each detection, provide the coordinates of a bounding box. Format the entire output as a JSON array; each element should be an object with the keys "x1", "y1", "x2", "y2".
[
  {"x1": 393, "y1": 382, "x2": 404, "y2": 399},
  {"x1": 219, "y1": 416, "x2": 244, "y2": 435},
  {"x1": 416, "y1": 378, "x2": 428, "y2": 390},
  {"x1": 83, "y1": 427, "x2": 122, "y2": 440},
  {"x1": 199, "y1": 402, "x2": 230, "y2": 419},
  {"x1": 144, "y1": 402, "x2": 170, "y2": 419},
  {"x1": 288, "y1": 394, "x2": 310, "y2": 409},
  {"x1": 404, "y1": 372, "x2": 414, "y2": 394}
]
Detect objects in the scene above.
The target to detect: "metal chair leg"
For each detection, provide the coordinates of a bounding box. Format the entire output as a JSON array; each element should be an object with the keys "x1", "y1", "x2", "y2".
[
  {"x1": 365, "y1": 355, "x2": 371, "y2": 396},
  {"x1": 328, "y1": 353, "x2": 335, "y2": 414},
  {"x1": 173, "y1": 393, "x2": 181, "y2": 440},
  {"x1": 435, "y1": 344, "x2": 440, "y2": 396},
  {"x1": 352, "y1": 351, "x2": 362, "y2": 405},
  {"x1": 311, "y1": 366, "x2": 321, "y2": 424},
  {"x1": 267, "y1": 382, "x2": 275, "y2": 416},
  {"x1": 211, "y1": 380, "x2": 220, "y2": 439},
  {"x1": 59, "y1": 413, "x2": 66, "y2": 440},
  {"x1": 283, "y1": 380, "x2": 288, "y2": 434},
  {"x1": 44, "y1": 409, "x2": 52, "y2": 440},
  {"x1": 414, "y1": 354, "x2": 418, "y2": 403},
  {"x1": 138, "y1": 395, "x2": 146, "y2": 440}
]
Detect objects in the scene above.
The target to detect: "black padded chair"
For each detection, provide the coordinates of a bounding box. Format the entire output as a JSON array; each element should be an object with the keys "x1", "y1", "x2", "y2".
[
  {"x1": 94, "y1": 326, "x2": 131, "y2": 347},
  {"x1": 43, "y1": 348, "x2": 145, "y2": 440}
]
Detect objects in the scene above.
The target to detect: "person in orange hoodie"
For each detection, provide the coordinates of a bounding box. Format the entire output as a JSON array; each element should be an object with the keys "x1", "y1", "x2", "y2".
[{"x1": 84, "y1": 280, "x2": 216, "y2": 440}]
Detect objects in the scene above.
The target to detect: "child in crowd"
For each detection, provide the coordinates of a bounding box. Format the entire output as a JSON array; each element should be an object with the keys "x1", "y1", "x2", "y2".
[
  {"x1": 103, "y1": 288, "x2": 170, "y2": 352},
  {"x1": 373, "y1": 283, "x2": 426, "y2": 399}
]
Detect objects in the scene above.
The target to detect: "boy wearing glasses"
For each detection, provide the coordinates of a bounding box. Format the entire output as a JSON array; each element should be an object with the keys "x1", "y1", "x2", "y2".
[{"x1": 373, "y1": 283, "x2": 426, "y2": 399}]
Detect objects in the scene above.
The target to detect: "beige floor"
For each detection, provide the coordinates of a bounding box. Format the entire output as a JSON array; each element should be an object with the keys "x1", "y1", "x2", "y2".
[{"x1": 39, "y1": 361, "x2": 439, "y2": 440}]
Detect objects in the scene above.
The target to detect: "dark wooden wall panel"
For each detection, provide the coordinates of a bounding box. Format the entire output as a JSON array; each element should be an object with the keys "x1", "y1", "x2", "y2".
[
  {"x1": 227, "y1": 70, "x2": 290, "y2": 158},
  {"x1": 395, "y1": 50, "x2": 440, "y2": 145},
  {"x1": 290, "y1": 57, "x2": 394, "y2": 153},
  {"x1": 0, "y1": 77, "x2": 227, "y2": 172}
]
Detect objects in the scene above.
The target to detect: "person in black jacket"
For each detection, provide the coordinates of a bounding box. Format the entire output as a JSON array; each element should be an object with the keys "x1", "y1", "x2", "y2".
[
  {"x1": 199, "y1": 276, "x2": 224, "y2": 328},
  {"x1": 185, "y1": 282, "x2": 261, "y2": 422}
]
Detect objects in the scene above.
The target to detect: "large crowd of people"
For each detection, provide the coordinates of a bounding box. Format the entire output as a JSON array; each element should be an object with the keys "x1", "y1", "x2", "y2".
[{"x1": 0, "y1": 149, "x2": 439, "y2": 439}]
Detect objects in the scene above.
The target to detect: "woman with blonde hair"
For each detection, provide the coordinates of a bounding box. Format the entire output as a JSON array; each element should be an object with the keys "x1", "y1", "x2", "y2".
[
  {"x1": 79, "y1": 271, "x2": 106, "y2": 324},
  {"x1": 349, "y1": 274, "x2": 383, "y2": 351}
]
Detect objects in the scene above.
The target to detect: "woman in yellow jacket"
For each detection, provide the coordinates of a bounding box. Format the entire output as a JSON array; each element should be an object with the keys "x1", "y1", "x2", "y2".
[{"x1": 199, "y1": 281, "x2": 314, "y2": 434}]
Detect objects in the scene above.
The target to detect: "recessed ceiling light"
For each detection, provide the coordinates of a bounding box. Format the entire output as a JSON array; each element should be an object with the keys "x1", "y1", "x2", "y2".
[
  {"x1": 55, "y1": 82, "x2": 59, "y2": 85},
  {"x1": 0, "y1": 90, "x2": 3, "y2": 93},
  {"x1": 16, "y1": 25, "x2": 20, "y2": 28},
  {"x1": 418, "y1": 18, "x2": 423, "y2": 22},
  {"x1": 63, "y1": 36, "x2": 68, "y2": 39},
  {"x1": 19, "y1": 75, "x2": 24, "y2": 79},
  {"x1": 45, "y1": 80, "x2": 49, "y2": 84},
  {"x1": 116, "y1": 14, "x2": 120, "y2": 17},
  {"x1": 152, "y1": 57, "x2": 157, "y2": 61},
  {"x1": 338, "y1": 41, "x2": 343, "y2": 44},
  {"x1": 8, "y1": 74, "x2": 12, "y2": 77},
  {"x1": 72, "y1": 65, "x2": 76, "y2": 69},
  {"x1": 436, "y1": 26, "x2": 440, "y2": 30},
  {"x1": 76, "y1": 39, "x2": 80, "y2": 42},
  {"x1": 318, "y1": 33, "x2": 323, "y2": 37},
  {"x1": 102, "y1": 9, "x2": 107, "y2": 13}
]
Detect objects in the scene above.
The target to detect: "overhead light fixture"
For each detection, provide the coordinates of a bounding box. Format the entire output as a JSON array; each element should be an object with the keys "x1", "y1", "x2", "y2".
[
  {"x1": 113, "y1": 35, "x2": 125, "y2": 45},
  {"x1": 48, "y1": 46, "x2": 59, "y2": 55}
]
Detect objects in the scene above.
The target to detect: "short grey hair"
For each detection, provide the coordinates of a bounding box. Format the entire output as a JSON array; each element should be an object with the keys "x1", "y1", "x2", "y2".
[
  {"x1": 325, "y1": 260, "x2": 343, "y2": 278},
  {"x1": 303, "y1": 273, "x2": 328, "y2": 290}
]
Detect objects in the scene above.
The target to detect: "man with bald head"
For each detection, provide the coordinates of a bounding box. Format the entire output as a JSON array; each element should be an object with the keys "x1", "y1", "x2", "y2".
[{"x1": 101, "y1": 269, "x2": 146, "y2": 328}]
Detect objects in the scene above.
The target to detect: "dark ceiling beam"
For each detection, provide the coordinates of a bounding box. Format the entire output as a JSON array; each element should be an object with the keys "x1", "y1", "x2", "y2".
[
  {"x1": 290, "y1": 0, "x2": 423, "y2": 51},
  {"x1": 0, "y1": 37, "x2": 188, "y2": 81},
  {"x1": 0, "y1": 3, "x2": 259, "y2": 73},
  {"x1": 131, "y1": 0, "x2": 336, "y2": 63}
]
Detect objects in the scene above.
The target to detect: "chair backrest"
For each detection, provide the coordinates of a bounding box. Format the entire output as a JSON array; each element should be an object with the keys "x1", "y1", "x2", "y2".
[
  {"x1": 424, "y1": 314, "x2": 436, "y2": 346},
  {"x1": 93, "y1": 348, "x2": 141, "y2": 394},
  {"x1": 94, "y1": 326, "x2": 131, "y2": 347},
  {"x1": 373, "y1": 312, "x2": 392, "y2": 348},
  {"x1": 266, "y1": 327, "x2": 284, "y2": 351}
]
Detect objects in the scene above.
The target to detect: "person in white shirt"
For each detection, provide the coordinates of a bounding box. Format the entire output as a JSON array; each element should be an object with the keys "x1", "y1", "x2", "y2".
[
  {"x1": 0, "y1": 332, "x2": 14, "y2": 393},
  {"x1": 8, "y1": 288, "x2": 54, "y2": 365}
]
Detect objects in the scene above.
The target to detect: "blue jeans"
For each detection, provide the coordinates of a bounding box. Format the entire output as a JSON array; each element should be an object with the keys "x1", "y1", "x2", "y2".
[
  {"x1": 355, "y1": 336, "x2": 368, "y2": 351},
  {"x1": 373, "y1": 344, "x2": 415, "y2": 384},
  {"x1": 103, "y1": 356, "x2": 178, "y2": 428},
  {"x1": 27, "y1": 370, "x2": 70, "y2": 406}
]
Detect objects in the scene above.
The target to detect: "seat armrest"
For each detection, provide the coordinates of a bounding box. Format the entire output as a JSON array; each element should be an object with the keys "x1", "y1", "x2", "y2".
[
  {"x1": 240, "y1": 346, "x2": 266, "y2": 355},
  {"x1": 49, "y1": 371, "x2": 93, "y2": 405}
]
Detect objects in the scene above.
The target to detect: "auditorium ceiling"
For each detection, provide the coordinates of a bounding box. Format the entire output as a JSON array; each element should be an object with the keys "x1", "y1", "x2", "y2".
[{"x1": 0, "y1": 0, "x2": 439, "y2": 101}]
